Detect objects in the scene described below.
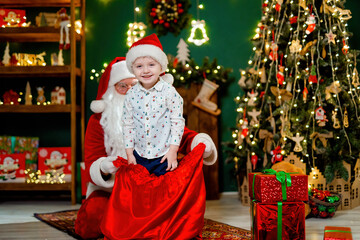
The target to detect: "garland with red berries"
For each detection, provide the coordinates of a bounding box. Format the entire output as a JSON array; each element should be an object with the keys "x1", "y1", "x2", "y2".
[{"x1": 145, "y1": 0, "x2": 192, "y2": 36}]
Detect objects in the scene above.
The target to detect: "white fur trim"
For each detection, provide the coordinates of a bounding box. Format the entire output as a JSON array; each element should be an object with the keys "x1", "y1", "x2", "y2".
[
  {"x1": 86, "y1": 182, "x2": 112, "y2": 199},
  {"x1": 126, "y1": 44, "x2": 168, "y2": 73},
  {"x1": 191, "y1": 133, "x2": 218, "y2": 166},
  {"x1": 108, "y1": 61, "x2": 135, "y2": 87},
  {"x1": 90, "y1": 100, "x2": 106, "y2": 113},
  {"x1": 161, "y1": 74, "x2": 174, "y2": 85},
  {"x1": 89, "y1": 157, "x2": 116, "y2": 188}
]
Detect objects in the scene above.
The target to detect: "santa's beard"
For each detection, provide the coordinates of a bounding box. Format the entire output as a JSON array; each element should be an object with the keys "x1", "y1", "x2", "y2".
[{"x1": 100, "y1": 86, "x2": 127, "y2": 158}]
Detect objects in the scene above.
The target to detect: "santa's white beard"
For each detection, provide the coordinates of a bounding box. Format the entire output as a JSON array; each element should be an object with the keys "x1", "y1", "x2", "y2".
[{"x1": 100, "y1": 87, "x2": 127, "y2": 158}]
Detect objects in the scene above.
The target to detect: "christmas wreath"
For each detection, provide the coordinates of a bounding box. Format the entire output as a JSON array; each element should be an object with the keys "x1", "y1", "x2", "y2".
[{"x1": 145, "y1": 0, "x2": 192, "y2": 36}]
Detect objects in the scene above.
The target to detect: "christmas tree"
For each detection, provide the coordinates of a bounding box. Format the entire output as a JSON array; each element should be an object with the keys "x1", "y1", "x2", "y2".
[{"x1": 228, "y1": 0, "x2": 360, "y2": 184}]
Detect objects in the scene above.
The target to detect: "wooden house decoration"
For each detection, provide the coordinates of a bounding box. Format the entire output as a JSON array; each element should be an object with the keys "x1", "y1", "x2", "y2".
[
  {"x1": 326, "y1": 161, "x2": 351, "y2": 210},
  {"x1": 308, "y1": 166, "x2": 326, "y2": 190},
  {"x1": 283, "y1": 152, "x2": 307, "y2": 174},
  {"x1": 351, "y1": 159, "x2": 360, "y2": 208},
  {"x1": 51, "y1": 87, "x2": 66, "y2": 104},
  {"x1": 239, "y1": 153, "x2": 252, "y2": 206}
]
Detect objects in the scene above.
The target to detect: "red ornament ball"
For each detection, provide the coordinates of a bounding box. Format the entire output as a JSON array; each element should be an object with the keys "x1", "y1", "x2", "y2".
[
  {"x1": 177, "y1": 3, "x2": 182, "y2": 7},
  {"x1": 159, "y1": 19, "x2": 164, "y2": 24},
  {"x1": 178, "y1": 8, "x2": 184, "y2": 14},
  {"x1": 150, "y1": 12, "x2": 156, "y2": 17},
  {"x1": 155, "y1": 0, "x2": 161, "y2": 2},
  {"x1": 153, "y1": 19, "x2": 159, "y2": 24},
  {"x1": 164, "y1": 22, "x2": 170, "y2": 28},
  {"x1": 319, "y1": 211, "x2": 328, "y2": 218}
]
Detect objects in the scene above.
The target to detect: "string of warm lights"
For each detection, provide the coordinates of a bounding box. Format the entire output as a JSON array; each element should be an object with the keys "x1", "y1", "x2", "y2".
[{"x1": 25, "y1": 169, "x2": 66, "y2": 184}]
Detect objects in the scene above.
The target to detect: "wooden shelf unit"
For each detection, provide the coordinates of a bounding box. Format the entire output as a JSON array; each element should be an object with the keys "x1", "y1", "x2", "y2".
[{"x1": 0, "y1": 0, "x2": 86, "y2": 205}]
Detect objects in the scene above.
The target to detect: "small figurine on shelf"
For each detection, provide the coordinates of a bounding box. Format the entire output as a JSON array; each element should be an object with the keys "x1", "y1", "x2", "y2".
[
  {"x1": 25, "y1": 81, "x2": 32, "y2": 105},
  {"x1": 51, "y1": 86, "x2": 66, "y2": 104},
  {"x1": 2, "y1": 89, "x2": 20, "y2": 105},
  {"x1": 36, "y1": 87, "x2": 46, "y2": 105},
  {"x1": 54, "y1": 8, "x2": 70, "y2": 50},
  {"x1": 2, "y1": 42, "x2": 11, "y2": 66}
]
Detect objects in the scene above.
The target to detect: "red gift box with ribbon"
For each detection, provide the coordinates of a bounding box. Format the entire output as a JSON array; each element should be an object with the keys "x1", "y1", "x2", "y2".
[
  {"x1": 251, "y1": 201, "x2": 305, "y2": 240},
  {"x1": 324, "y1": 226, "x2": 352, "y2": 240},
  {"x1": 249, "y1": 169, "x2": 308, "y2": 203}
]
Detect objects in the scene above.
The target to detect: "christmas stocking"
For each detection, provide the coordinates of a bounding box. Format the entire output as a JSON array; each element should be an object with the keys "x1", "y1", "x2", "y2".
[
  {"x1": 305, "y1": 14, "x2": 316, "y2": 34},
  {"x1": 194, "y1": 79, "x2": 219, "y2": 112}
]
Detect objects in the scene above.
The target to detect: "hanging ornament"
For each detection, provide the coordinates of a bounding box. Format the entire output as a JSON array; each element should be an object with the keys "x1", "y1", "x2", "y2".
[
  {"x1": 289, "y1": 16, "x2": 298, "y2": 24},
  {"x1": 343, "y1": 107, "x2": 349, "y2": 128},
  {"x1": 299, "y1": 0, "x2": 307, "y2": 10},
  {"x1": 270, "y1": 146, "x2": 283, "y2": 164},
  {"x1": 342, "y1": 39, "x2": 349, "y2": 55},
  {"x1": 269, "y1": 41, "x2": 278, "y2": 61},
  {"x1": 145, "y1": 0, "x2": 191, "y2": 36},
  {"x1": 305, "y1": 13, "x2": 316, "y2": 34},
  {"x1": 277, "y1": 65, "x2": 285, "y2": 85},
  {"x1": 332, "y1": 110, "x2": 341, "y2": 129},
  {"x1": 325, "y1": 81, "x2": 341, "y2": 100},
  {"x1": 248, "y1": 108, "x2": 261, "y2": 126},
  {"x1": 322, "y1": 45, "x2": 327, "y2": 58},
  {"x1": 290, "y1": 132, "x2": 304, "y2": 152},
  {"x1": 303, "y1": 86, "x2": 308, "y2": 102},
  {"x1": 241, "y1": 118, "x2": 249, "y2": 139},
  {"x1": 188, "y1": 20, "x2": 209, "y2": 46},
  {"x1": 309, "y1": 64, "x2": 318, "y2": 84},
  {"x1": 247, "y1": 90, "x2": 258, "y2": 106},
  {"x1": 275, "y1": 0, "x2": 283, "y2": 12},
  {"x1": 259, "y1": 66, "x2": 267, "y2": 83},
  {"x1": 55, "y1": 8, "x2": 70, "y2": 50},
  {"x1": 251, "y1": 154, "x2": 258, "y2": 170},
  {"x1": 325, "y1": 30, "x2": 337, "y2": 45},
  {"x1": 127, "y1": 22, "x2": 147, "y2": 47},
  {"x1": 352, "y1": 69, "x2": 360, "y2": 88},
  {"x1": 315, "y1": 106, "x2": 328, "y2": 127},
  {"x1": 289, "y1": 39, "x2": 302, "y2": 54}
]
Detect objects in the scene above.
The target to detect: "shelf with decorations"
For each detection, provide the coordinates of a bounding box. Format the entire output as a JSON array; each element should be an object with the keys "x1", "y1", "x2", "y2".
[{"x1": 0, "y1": 0, "x2": 85, "y2": 205}]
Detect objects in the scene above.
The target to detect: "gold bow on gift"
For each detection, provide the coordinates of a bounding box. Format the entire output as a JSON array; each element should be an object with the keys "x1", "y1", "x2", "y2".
[
  {"x1": 270, "y1": 86, "x2": 293, "y2": 106},
  {"x1": 259, "y1": 129, "x2": 274, "y2": 153},
  {"x1": 310, "y1": 132, "x2": 334, "y2": 152}
]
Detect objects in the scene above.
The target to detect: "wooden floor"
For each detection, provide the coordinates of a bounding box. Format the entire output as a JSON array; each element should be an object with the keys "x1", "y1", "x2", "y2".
[{"x1": 0, "y1": 192, "x2": 359, "y2": 239}]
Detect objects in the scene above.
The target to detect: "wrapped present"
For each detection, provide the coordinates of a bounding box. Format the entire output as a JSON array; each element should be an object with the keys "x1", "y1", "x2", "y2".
[
  {"x1": 324, "y1": 226, "x2": 352, "y2": 240},
  {"x1": 251, "y1": 201, "x2": 305, "y2": 240},
  {"x1": 38, "y1": 147, "x2": 71, "y2": 182},
  {"x1": 249, "y1": 169, "x2": 308, "y2": 203},
  {"x1": 0, "y1": 9, "x2": 27, "y2": 27},
  {"x1": 0, "y1": 153, "x2": 26, "y2": 182}
]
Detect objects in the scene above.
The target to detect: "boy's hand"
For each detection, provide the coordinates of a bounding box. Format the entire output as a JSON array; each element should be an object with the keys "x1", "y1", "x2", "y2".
[
  {"x1": 126, "y1": 148, "x2": 137, "y2": 165},
  {"x1": 161, "y1": 145, "x2": 179, "y2": 171}
]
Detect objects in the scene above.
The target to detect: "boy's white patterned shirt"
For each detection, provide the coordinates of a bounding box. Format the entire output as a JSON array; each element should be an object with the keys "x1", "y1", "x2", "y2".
[{"x1": 122, "y1": 78, "x2": 185, "y2": 159}]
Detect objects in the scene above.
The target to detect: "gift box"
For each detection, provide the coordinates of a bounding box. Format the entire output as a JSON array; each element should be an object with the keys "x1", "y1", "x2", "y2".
[
  {"x1": 251, "y1": 201, "x2": 305, "y2": 240},
  {"x1": 13, "y1": 136, "x2": 39, "y2": 170},
  {"x1": 324, "y1": 226, "x2": 352, "y2": 240},
  {"x1": 38, "y1": 147, "x2": 72, "y2": 182},
  {"x1": 249, "y1": 170, "x2": 308, "y2": 203},
  {"x1": 0, "y1": 153, "x2": 26, "y2": 182}
]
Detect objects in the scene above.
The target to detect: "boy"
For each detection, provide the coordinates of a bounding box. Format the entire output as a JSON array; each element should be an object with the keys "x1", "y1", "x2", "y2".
[{"x1": 122, "y1": 34, "x2": 185, "y2": 176}]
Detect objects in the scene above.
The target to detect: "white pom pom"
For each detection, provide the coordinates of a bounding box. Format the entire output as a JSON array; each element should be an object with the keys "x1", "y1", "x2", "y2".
[
  {"x1": 90, "y1": 100, "x2": 106, "y2": 113},
  {"x1": 161, "y1": 74, "x2": 174, "y2": 85}
]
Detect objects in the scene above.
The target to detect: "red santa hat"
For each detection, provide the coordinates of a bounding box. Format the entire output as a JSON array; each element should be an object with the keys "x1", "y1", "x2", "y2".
[
  {"x1": 90, "y1": 57, "x2": 135, "y2": 113},
  {"x1": 126, "y1": 34, "x2": 173, "y2": 84}
]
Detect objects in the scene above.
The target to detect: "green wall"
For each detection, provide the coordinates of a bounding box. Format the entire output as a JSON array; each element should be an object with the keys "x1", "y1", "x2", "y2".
[{"x1": 85, "y1": 0, "x2": 360, "y2": 192}]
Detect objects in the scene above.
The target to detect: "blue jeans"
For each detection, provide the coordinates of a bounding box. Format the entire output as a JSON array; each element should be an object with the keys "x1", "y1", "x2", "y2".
[{"x1": 133, "y1": 150, "x2": 167, "y2": 176}]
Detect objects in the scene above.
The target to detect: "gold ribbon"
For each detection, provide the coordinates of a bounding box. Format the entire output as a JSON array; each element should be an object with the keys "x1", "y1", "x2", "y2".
[
  {"x1": 259, "y1": 129, "x2": 274, "y2": 153},
  {"x1": 310, "y1": 132, "x2": 333, "y2": 151}
]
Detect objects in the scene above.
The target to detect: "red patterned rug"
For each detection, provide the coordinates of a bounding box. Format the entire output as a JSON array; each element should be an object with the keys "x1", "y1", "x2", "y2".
[{"x1": 34, "y1": 210, "x2": 251, "y2": 240}]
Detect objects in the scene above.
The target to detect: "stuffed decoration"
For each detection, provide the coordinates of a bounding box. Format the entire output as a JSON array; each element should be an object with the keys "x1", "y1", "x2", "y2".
[
  {"x1": 305, "y1": 14, "x2": 316, "y2": 34},
  {"x1": 54, "y1": 8, "x2": 70, "y2": 50}
]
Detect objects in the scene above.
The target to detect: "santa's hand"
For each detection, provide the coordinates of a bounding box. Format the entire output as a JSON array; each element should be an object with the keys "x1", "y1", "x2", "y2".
[
  {"x1": 100, "y1": 156, "x2": 119, "y2": 174},
  {"x1": 191, "y1": 133, "x2": 218, "y2": 166}
]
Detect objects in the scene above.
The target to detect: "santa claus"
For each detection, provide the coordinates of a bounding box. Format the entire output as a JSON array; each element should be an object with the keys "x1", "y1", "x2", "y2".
[{"x1": 75, "y1": 56, "x2": 217, "y2": 239}]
